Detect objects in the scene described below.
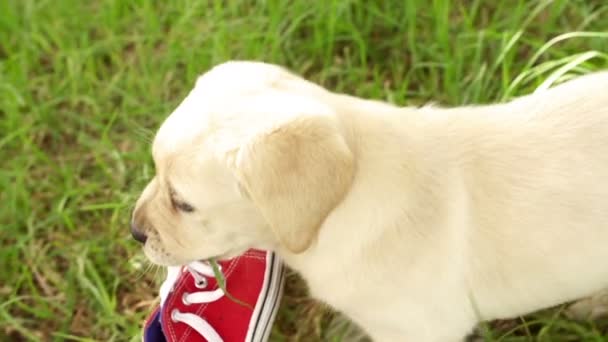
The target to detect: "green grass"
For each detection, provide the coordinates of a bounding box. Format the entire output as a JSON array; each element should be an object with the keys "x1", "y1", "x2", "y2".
[{"x1": 1, "y1": 0, "x2": 607, "y2": 340}]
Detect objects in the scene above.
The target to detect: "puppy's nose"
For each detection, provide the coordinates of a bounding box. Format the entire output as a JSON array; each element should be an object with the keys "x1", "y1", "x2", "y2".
[{"x1": 130, "y1": 222, "x2": 148, "y2": 244}]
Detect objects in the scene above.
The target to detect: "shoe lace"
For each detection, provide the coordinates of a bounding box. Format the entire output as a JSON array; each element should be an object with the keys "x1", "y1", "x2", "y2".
[{"x1": 160, "y1": 261, "x2": 225, "y2": 342}]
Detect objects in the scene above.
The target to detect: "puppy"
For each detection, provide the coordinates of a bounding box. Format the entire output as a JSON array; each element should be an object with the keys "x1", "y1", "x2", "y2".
[{"x1": 132, "y1": 61, "x2": 608, "y2": 341}]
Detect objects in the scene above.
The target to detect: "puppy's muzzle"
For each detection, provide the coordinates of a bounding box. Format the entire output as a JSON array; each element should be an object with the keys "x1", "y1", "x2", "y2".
[{"x1": 130, "y1": 221, "x2": 148, "y2": 244}]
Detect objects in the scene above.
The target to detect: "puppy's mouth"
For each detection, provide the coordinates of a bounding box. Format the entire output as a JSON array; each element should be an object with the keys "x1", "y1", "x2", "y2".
[
  {"x1": 200, "y1": 248, "x2": 243, "y2": 262},
  {"x1": 152, "y1": 248, "x2": 244, "y2": 267}
]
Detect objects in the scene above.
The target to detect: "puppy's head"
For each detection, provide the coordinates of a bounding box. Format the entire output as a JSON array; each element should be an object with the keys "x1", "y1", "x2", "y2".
[{"x1": 132, "y1": 61, "x2": 355, "y2": 266}]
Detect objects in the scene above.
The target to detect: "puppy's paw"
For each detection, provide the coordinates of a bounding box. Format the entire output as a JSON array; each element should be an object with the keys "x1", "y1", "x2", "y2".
[{"x1": 565, "y1": 289, "x2": 608, "y2": 320}]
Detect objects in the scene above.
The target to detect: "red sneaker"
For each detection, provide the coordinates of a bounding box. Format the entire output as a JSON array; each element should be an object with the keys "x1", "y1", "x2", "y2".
[{"x1": 142, "y1": 249, "x2": 284, "y2": 342}]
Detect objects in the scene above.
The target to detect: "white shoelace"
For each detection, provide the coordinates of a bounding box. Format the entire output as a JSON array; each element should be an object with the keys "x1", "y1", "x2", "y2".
[{"x1": 160, "y1": 261, "x2": 225, "y2": 342}]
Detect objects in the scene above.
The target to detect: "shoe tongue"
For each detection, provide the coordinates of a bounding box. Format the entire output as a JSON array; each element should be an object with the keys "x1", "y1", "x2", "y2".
[{"x1": 159, "y1": 266, "x2": 182, "y2": 307}]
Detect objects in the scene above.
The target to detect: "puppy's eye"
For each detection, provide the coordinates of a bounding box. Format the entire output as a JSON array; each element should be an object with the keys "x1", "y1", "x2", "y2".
[
  {"x1": 175, "y1": 201, "x2": 195, "y2": 213},
  {"x1": 167, "y1": 184, "x2": 194, "y2": 213}
]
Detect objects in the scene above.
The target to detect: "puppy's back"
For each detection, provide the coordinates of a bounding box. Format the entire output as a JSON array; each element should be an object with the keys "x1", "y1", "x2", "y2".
[{"x1": 459, "y1": 71, "x2": 608, "y2": 320}]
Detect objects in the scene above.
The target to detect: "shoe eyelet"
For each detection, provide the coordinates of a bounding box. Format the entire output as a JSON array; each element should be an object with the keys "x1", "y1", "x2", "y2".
[
  {"x1": 171, "y1": 309, "x2": 180, "y2": 322},
  {"x1": 195, "y1": 277, "x2": 208, "y2": 289},
  {"x1": 182, "y1": 292, "x2": 190, "y2": 305}
]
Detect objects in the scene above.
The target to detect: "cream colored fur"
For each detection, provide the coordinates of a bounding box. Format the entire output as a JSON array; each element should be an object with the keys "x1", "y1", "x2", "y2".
[{"x1": 132, "y1": 61, "x2": 608, "y2": 341}]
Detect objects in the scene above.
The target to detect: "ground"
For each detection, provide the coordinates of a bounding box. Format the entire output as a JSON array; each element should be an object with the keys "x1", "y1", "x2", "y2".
[{"x1": 1, "y1": 0, "x2": 607, "y2": 341}]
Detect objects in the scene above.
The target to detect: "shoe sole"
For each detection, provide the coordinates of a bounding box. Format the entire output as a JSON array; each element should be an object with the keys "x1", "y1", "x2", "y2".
[{"x1": 246, "y1": 252, "x2": 285, "y2": 342}]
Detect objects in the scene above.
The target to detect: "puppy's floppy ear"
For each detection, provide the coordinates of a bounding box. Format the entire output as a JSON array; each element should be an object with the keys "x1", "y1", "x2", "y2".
[{"x1": 234, "y1": 112, "x2": 355, "y2": 253}]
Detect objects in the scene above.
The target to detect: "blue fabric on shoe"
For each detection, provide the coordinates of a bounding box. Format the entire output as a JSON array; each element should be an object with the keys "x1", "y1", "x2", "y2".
[{"x1": 143, "y1": 309, "x2": 167, "y2": 342}]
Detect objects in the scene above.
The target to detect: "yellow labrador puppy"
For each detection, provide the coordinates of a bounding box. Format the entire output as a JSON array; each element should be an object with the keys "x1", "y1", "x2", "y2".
[{"x1": 132, "y1": 61, "x2": 608, "y2": 341}]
